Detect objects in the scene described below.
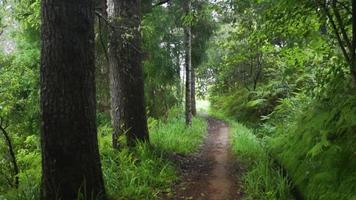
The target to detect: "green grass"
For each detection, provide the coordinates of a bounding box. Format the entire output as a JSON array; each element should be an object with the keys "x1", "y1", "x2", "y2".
[
  {"x1": 0, "y1": 108, "x2": 207, "y2": 200},
  {"x1": 99, "y1": 109, "x2": 207, "y2": 199},
  {"x1": 229, "y1": 121, "x2": 293, "y2": 200},
  {"x1": 99, "y1": 135, "x2": 176, "y2": 200},
  {"x1": 150, "y1": 116, "x2": 207, "y2": 154},
  {"x1": 100, "y1": 109, "x2": 207, "y2": 199}
]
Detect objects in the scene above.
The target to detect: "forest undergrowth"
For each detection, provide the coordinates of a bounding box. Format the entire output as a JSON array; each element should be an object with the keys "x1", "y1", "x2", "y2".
[
  {"x1": 211, "y1": 83, "x2": 356, "y2": 200},
  {"x1": 0, "y1": 108, "x2": 207, "y2": 200}
]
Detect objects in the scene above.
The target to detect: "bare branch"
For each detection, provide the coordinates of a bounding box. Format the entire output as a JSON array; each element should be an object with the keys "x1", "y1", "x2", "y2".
[
  {"x1": 95, "y1": 10, "x2": 113, "y2": 29},
  {"x1": 0, "y1": 122, "x2": 19, "y2": 188},
  {"x1": 325, "y1": 5, "x2": 351, "y2": 64}
]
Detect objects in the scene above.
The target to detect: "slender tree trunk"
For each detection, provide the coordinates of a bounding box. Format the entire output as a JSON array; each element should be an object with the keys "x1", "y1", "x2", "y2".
[
  {"x1": 184, "y1": 0, "x2": 193, "y2": 125},
  {"x1": 107, "y1": 0, "x2": 149, "y2": 147},
  {"x1": 0, "y1": 123, "x2": 19, "y2": 188},
  {"x1": 96, "y1": 0, "x2": 111, "y2": 114},
  {"x1": 191, "y1": 66, "x2": 197, "y2": 116},
  {"x1": 176, "y1": 52, "x2": 184, "y2": 105},
  {"x1": 40, "y1": 0, "x2": 106, "y2": 199},
  {"x1": 351, "y1": 0, "x2": 356, "y2": 86}
]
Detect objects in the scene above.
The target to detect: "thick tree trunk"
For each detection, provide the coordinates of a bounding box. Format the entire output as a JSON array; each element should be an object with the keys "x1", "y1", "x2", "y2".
[
  {"x1": 191, "y1": 67, "x2": 197, "y2": 116},
  {"x1": 184, "y1": 0, "x2": 193, "y2": 126},
  {"x1": 107, "y1": 0, "x2": 149, "y2": 147},
  {"x1": 40, "y1": 0, "x2": 106, "y2": 199}
]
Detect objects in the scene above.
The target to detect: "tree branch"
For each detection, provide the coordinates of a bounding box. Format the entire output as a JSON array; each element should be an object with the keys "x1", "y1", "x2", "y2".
[
  {"x1": 95, "y1": 10, "x2": 113, "y2": 29},
  {"x1": 332, "y1": 0, "x2": 352, "y2": 52},
  {"x1": 336, "y1": 0, "x2": 352, "y2": 15},
  {"x1": 325, "y1": 5, "x2": 351, "y2": 64},
  {"x1": 0, "y1": 119, "x2": 19, "y2": 188}
]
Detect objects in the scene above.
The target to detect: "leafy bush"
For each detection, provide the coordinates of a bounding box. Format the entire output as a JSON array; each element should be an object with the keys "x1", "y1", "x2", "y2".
[{"x1": 268, "y1": 88, "x2": 356, "y2": 200}]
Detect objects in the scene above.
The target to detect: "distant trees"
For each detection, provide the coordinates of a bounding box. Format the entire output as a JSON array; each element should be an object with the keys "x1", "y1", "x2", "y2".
[
  {"x1": 107, "y1": 0, "x2": 149, "y2": 147},
  {"x1": 40, "y1": 0, "x2": 106, "y2": 199}
]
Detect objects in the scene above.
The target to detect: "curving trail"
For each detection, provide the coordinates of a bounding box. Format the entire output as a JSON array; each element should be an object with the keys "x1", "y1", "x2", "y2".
[{"x1": 164, "y1": 117, "x2": 244, "y2": 200}]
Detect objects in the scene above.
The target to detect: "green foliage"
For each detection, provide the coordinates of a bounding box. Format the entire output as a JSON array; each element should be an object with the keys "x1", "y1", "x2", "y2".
[
  {"x1": 142, "y1": 7, "x2": 181, "y2": 118},
  {"x1": 100, "y1": 136, "x2": 176, "y2": 200},
  {"x1": 206, "y1": 0, "x2": 356, "y2": 199},
  {"x1": 0, "y1": 134, "x2": 41, "y2": 200},
  {"x1": 267, "y1": 86, "x2": 356, "y2": 200},
  {"x1": 12, "y1": 0, "x2": 40, "y2": 31},
  {"x1": 150, "y1": 107, "x2": 207, "y2": 154},
  {"x1": 0, "y1": 107, "x2": 207, "y2": 200},
  {"x1": 96, "y1": 108, "x2": 207, "y2": 200},
  {"x1": 0, "y1": 6, "x2": 40, "y2": 196},
  {"x1": 226, "y1": 118, "x2": 293, "y2": 200}
]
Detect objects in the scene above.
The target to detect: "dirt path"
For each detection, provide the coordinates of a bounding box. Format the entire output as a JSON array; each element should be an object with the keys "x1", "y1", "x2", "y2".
[{"x1": 164, "y1": 117, "x2": 243, "y2": 200}]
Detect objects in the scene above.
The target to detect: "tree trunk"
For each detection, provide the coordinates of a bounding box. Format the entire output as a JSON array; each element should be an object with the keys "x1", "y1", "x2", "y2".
[
  {"x1": 184, "y1": 0, "x2": 193, "y2": 126},
  {"x1": 107, "y1": 0, "x2": 149, "y2": 147},
  {"x1": 96, "y1": 0, "x2": 111, "y2": 114},
  {"x1": 351, "y1": 0, "x2": 356, "y2": 86},
  {"x1": 40, "y1": 0, "x2": 106, "y2": 199},
  {"x1": 191, "y1": 66, "x2": 197, "y2": 116},
  {"x1": 0, "y1": 122, "x2": 19, "y2": 188}
]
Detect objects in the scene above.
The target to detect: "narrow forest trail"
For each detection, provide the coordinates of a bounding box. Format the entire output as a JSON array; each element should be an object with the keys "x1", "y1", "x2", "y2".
[{"x1": 164, "y1": 117, "x2": 244, "y2": 200}]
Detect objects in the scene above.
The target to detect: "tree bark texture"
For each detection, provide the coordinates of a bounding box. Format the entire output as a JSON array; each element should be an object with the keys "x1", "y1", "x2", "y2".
[
  {"x1": 107, "y1": 0, "x2": 149, "y2": 147},
  {"x1": 185, "y1": 0, "x2": 193, "y2": 126},
  {"x1": 40, "y1": 0, "x2": 106, "y2": 199}
]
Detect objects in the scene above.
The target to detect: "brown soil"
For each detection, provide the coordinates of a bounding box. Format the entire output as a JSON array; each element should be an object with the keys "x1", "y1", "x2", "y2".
[{"x1": 162, "y1": 117, "x2": 244, "y2": 200}]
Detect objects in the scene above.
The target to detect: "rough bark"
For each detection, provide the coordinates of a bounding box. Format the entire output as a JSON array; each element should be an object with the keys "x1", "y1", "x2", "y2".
[
  {"x1": 184, "y1": 0, "x2": 193, "y2": 126},
  {"x1": 40, "y1": 0, "x2": 106, "y2": 199},
  {"x1": 107, "y1": 0, "x2": 149, "y2": 147}
]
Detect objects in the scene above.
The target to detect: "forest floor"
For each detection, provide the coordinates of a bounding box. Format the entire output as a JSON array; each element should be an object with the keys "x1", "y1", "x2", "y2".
[{"x1": 162, "y1": 117, "x2": 244, "y2": 200}]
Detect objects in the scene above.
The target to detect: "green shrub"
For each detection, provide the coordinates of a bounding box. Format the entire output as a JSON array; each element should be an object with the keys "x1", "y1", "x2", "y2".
[
  {"x1": 220, "y1": 118, "x2": 294, "y2": 200},
  {"x1": 268, "y1": 90, "x2": 356, "y2": 200}
]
